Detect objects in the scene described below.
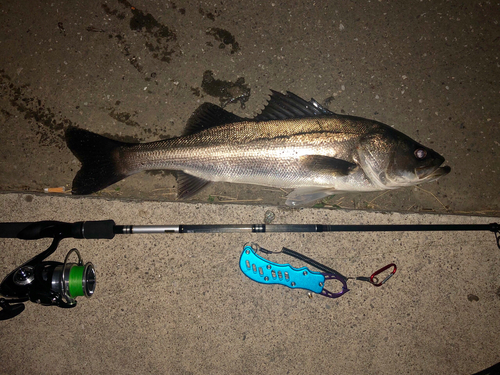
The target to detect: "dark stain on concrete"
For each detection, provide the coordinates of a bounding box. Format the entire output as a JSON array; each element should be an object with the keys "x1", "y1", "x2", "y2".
[
  {"x1": 108, "y1": 109, "x2": 141, "y2": 128},
  {"x1": 191, "y1": 87, "x2": 201, "y2": 97},
  {"x1": 101, "y1": 4, "x2": 126, "y2": 19},
  {"x1": 467, "y1": 294, "x2": 479, "y2": 302},
  {"x1": 0, "y1": 71, "x2": 71, "y2": 147},
  {"x1": 102, "y1": 1, "x2": 178, "y2": 64},
  {"x1": 168, "y1": 1, "x2": 186, "y2": 16},
  {"x1": 201, "y1": 70, "x2": 250, "y2": 108},
  {"x1": 206, "y1": 28, "x2": 240, "y2": 54},
  {"x1": 199, "y1": 7, "x2": 221, "y2": 21},
  {"x1": 107, "y1": 33, "x2": 144, "y2": 73}
]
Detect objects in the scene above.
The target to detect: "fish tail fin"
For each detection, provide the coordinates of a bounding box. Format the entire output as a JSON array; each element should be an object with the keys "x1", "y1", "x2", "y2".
[{"x1": 65, "y1": 126, "x2": 133, "y2": 195}]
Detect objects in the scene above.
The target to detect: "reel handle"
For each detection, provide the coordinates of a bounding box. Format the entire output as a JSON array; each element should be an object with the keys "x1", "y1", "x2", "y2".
[
  {"x1": 0, "y1": 220, "x2": 116, "y2": 240},
  {"x1": 0, "y1": 298, "x2": 27, "y2": 320}
]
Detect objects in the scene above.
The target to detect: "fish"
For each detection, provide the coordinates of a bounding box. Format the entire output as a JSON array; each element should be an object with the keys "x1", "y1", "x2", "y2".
[{"x1": 65, "y1": 90, "x2": 451, "y2": 206}]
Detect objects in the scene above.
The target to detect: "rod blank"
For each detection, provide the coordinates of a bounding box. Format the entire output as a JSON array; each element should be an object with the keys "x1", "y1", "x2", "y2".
[{"x1": 115, "y1": 223, "x2": 499, "y2": 234}]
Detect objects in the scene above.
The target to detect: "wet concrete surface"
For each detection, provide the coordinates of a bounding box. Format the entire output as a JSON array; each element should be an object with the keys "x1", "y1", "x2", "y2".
[{"x1": 0, "y1": 0, "x2": 498, "y2": 214}]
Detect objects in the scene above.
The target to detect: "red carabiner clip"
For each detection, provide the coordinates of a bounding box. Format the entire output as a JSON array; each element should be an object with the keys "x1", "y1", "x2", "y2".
[{"x1": 370, "y1": 263, "x2": 397, "y2": 287}]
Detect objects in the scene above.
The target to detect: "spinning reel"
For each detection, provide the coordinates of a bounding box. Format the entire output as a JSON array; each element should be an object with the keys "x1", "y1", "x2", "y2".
[{"x1": 0, "y1": 221, "x2": 102, "y2": 320}]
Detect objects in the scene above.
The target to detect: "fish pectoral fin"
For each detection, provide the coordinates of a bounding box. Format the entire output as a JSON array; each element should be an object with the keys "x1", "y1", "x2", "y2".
[
  {"x1": 285, "y1": 187, "x2": 336, "y2": 207},
  {"x1": 299, "y1": 155, "x2": 356, "y2": 176},
  {"x1": 176, "y1": 172, "x2": 211, "y2": 199}
]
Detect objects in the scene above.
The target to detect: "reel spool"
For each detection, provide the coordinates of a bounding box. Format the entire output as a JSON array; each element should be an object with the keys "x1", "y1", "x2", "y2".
[{"x1": 53, "y1": 248, "x2": 96, "y2": 304}]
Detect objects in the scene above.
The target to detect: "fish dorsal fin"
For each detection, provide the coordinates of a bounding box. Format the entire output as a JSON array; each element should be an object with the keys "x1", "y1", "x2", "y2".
[
  {"x1": 184, "y1": 103, "x2": 246, "y2": 136},
  {"x1": 176, "y1": 171, "x2": 211, "y2": 199},
  {"x1": 254, "y1": 90, "x2": 335, "y2": 121}
]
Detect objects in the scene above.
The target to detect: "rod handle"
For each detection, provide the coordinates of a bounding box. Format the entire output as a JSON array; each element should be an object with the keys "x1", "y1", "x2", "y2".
[
  {"x1": 0, "y1": 222, "x2": 34, "y2": 238},
  {"x1": 81, "y1": 220, "x2": 116, "y2": 239},
  {"x1": 0, "y1": 220, "x2": 116, "y2": 240}
]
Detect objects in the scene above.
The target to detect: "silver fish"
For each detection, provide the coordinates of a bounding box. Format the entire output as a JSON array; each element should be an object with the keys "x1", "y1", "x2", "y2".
[{"x1": 65, "y1": 91, "x2": 450, "y2": 205}]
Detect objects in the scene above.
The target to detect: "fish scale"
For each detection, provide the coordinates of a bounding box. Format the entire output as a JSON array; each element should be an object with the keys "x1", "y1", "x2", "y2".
[{"x1": 65, "y1": 90, "x2": 450, "y2": 206}]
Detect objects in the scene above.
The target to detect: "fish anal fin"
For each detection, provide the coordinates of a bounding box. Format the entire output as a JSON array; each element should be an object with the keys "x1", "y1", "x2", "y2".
[
  {"x1": 176, "y1": 171, "x2": 211, "y2": 199},
  {"x1": 300, "y1": 155, "x2": 356, "y2": 176},
  {"x1": 285, "y1": 187, "x2": 336, "y2": 207},
  {"x1": 184, "y1": 103, "x2": 246, "y2": 136}
]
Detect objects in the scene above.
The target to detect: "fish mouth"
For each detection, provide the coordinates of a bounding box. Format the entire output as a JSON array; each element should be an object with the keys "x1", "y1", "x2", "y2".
[{"x1": 416, "y1": 165, "x2": 451, "y2": 181}]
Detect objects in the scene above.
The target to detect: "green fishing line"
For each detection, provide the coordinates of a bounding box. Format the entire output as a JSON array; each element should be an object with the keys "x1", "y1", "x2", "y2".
[{"x1": 68, "y1": 266, "x2": 85, "y2": 297}]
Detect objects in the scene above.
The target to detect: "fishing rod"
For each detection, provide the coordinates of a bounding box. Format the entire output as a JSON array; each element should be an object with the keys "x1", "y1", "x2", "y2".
[
  {"x1": 118, "y1": 222, "x2": 500, "y2": 235},
  {"x1": 0, "y1": 219, "x2": 498, "y2": 319},
  {"x1": 0, "y1": 220, "x2": 498, "y2": 243}
]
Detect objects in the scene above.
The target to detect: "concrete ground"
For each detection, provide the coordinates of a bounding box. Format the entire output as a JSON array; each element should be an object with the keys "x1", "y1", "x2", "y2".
[
  {"x1": 1, "y1": 0, "x2": 500, "y2": 374},
  {"x1": 0, "y1": 0, "x2": 498, "y2": 214},
  {"x1": 0, "y1": 193, "x2": 499, "y2": 374}
]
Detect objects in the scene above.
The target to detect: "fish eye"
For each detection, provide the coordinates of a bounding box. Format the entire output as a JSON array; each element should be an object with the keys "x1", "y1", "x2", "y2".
[{"x1": 414, "y1": 148, "x2": 427, "y2": 159}]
